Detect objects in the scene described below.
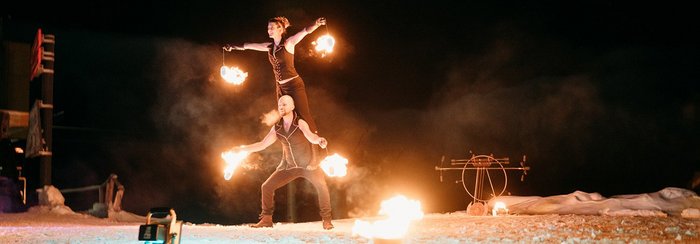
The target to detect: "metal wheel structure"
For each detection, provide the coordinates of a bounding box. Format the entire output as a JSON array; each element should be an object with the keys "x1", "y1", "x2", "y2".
[
  {"x1": 460, "y1": 155, "x2": 507, "y2": 202},
  {"x1": 436, "y1": 153, "x2": 530, "y2": 204}
]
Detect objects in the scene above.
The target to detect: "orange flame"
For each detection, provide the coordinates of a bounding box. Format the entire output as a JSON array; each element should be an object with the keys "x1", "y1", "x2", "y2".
[
  {"x1": 352, "y1": 195, "x2": 424, "y2": 240},
  {"x1": 221, "y1": 150, "x2": 249, "y2": 180},
  {"x1": 312, "y1": 34, "x2": 335, "y2": 58},
  {"x1": 492, "y1": 201, "x2": 509, "y2": 216},
  {"x1": 220, "y1": 66, "x2": 248, "y2": 85},
  {"x1": 320, "y1": 153, "x2": 348, "y2": 177}
]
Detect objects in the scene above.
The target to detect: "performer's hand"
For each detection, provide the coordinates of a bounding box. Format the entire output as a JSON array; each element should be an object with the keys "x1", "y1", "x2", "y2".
[
  {"x1": 223, "y1": 44, "x2": 243, "y2": 51},
  {"x1": 316, "y1": 17, "x2": 327, "y2": 26},
  {"x1": 229, "y1": 145, "x2": 246, "y2": 153},
  {"x1": 318, "y1": 138, "x2": 328, "y2": 149}
]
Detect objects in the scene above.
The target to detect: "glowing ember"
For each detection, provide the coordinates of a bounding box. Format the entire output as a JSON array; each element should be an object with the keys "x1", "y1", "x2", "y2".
[
  {"x1": 221, "y1": 150, "x2": 249, "y2": 180},
  {"x1": 15, "y1": 147, "x2": 24, "y2": 154},
  {"x1": 312, "y1": 34, "x2": 335, "y2": 57},
  {"x1": 320, "y1": 153, "x2": 348, "y2": 177},
  {"x1": 492, "y1": 201, "x2": 509, "y2": 216},
  {"x1": 352, "y1": 195, "x2": 424, "y2": 240},
  {"x1": 220, "y1": 66, "x2": 248, "y2": 85}
]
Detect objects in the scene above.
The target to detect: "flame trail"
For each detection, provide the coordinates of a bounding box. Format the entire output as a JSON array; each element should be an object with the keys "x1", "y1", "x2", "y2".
[{"x1": 221, "y1": 150, "x2": 249, "y2": 180}]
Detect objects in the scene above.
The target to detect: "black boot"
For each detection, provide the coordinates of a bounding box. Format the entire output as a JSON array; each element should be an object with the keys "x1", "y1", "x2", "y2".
[
  {"x1": 251, "y1": 215, "x2": 273, "y2": 228},
  {"x1": 322, "y1": 218, "x2": 334, "y2": 230}
]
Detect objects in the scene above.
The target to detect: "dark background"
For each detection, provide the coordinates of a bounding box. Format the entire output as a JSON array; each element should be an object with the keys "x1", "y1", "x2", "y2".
[{"x1": 2, "y1": 1, "x2": 698, "y2": 224}]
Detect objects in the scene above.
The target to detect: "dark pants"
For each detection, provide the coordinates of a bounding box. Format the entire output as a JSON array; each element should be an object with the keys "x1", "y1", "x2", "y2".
[
  {"x1": 260, "y1": 168, "x2": 332, "y2": 219},
  {"x1": 276, "y1": 77, "x2": 317, "y2": 133}
]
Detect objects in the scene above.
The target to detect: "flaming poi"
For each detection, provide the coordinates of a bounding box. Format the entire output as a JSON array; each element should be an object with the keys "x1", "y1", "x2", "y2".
[
  {"x1": 352, "y1": 195, "x2": 424, "y2": 240},
  {"x1": 312, "y1": 34, "x2": 335, "y2": 58},
  {"x1": 221, "y1": 150, "x2": 249, "y2": 180},
  {"x1": 220, "y1": 49, "x2": 248, "y2": 85},
  {"x1": 220, "y1": 65, "x2": 248, "y2": 85},
  {"x1": 320, "y1": 153, "x2": 348, "y2": 177}
]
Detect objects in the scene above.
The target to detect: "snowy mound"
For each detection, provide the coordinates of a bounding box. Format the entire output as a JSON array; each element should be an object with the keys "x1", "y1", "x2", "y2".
[
  {"x1": 31, "y1": 185, "x2": 147, "y2": 223},
  {"x1": 28, "y1": 205, "x2": 76, "y2": 215},
  {"x1": 488, "y1": 187, "x2": 700, "y2": 217}
]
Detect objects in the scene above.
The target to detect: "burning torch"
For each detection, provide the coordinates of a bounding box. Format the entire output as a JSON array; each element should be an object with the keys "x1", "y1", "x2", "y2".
[{"x1": 221, "y1": 149, "x2": 249, "y2": 180}]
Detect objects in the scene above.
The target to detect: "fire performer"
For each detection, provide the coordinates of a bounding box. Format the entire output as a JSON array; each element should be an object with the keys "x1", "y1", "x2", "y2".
[
  {"x1": 228, "y1": 95, "x2": 334, "y2": 230},
  {"x1": 223, "y1": 16, "x2": 326, "y2": 133}
]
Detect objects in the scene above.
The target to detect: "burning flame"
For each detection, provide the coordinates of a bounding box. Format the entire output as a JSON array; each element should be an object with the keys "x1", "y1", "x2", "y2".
[
  {"x1": 221, "y1": 150, "x2": 249, "y2": 180},
  {"x1": 312, "y1": 34, "x2": 335, "y2": 57},
  {"x1": 220, "y1": 66, "x2": 248, "y2": 85},
  {"x1": 492, "y1": 201, "x2": 509, "y2": 216},
  {"x1": 352, "y1": 195, "x2": 424, "y2": 240},
  {"x1": 320, "y1": 153, "x2": 348, "y2": 177}
]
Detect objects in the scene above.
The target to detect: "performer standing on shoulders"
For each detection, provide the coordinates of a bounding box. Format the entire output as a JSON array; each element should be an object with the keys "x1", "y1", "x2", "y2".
[{"x1": 224, "y1": 16, "x2": 326, "y2": 133}]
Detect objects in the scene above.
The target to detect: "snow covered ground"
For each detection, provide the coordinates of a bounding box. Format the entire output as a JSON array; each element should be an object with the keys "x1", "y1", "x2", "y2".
[{"x1": 1, "y1": 187, "x2": 699, "y2": 243}]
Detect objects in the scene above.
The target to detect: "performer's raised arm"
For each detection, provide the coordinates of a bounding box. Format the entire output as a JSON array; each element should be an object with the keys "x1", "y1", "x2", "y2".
[
  {"x1": 223, "y1": 42, "x2": 271, "y2": 52},
  {"x1": 236, "y1": 127, "x2": 278, "y2": 152},
  {"x1": 285, "y1": 17, "x2": 326, "y2": 48}
]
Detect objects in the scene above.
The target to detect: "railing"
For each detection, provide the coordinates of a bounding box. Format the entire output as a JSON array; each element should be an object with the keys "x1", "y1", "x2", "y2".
[{"x1": 60, "y1": 173, "x2": 124, "y2": 212}]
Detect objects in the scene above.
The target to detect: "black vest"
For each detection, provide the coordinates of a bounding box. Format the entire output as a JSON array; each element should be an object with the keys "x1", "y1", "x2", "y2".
[
  {"x1": 274, "y1": 113, "x2": 313, "y2": 170},
  {"x1": 268, "y1": 42, "x2": 300, "y2": 81}
]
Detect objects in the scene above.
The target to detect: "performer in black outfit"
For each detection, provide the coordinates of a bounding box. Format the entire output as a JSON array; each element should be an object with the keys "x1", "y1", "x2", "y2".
[
  {"x1": 228, "y1": 95, "x2": 333, "y2": 230},
  {"x1": 224, "y1": 16, "x2": 326, "y2": 133}
]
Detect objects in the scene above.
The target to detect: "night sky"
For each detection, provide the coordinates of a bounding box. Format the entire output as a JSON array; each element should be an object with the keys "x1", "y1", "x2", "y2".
[{"x1": 3, "y1": 1, "x2": 699, "y2": 224}]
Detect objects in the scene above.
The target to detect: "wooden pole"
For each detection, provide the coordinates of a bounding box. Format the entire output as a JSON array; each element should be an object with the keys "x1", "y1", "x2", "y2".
[{"x1": 39, "y1": 34, "x2": 55, "y2": 186}]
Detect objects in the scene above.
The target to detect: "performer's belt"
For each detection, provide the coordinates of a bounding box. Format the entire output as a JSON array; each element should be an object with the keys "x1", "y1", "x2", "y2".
[{"x1": 277, "y1": 75, "x2": 299, "y2": 84}]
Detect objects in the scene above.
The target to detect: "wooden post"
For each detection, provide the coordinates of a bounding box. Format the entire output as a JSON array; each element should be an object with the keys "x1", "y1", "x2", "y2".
[
  {"x1": 105, "y1": 175, "x2": 114, "y2": 210},
  {"x1": 29, "y1": 29, "x2": 55, "y2": 187},
  {"x1": 39, "y1": 34, "x2": 55, "y2": 186},
  {"x1": 112, "y1": 185, "x2": 124, "y2": 212},
  {"x1": 287, "y1": 181, "x2": 297, "y2": 222}
]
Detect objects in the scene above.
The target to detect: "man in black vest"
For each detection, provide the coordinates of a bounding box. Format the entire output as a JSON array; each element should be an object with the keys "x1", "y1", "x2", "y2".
[{"x1": 231, "y1": 95, "x2": 333, "y2": 230}]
